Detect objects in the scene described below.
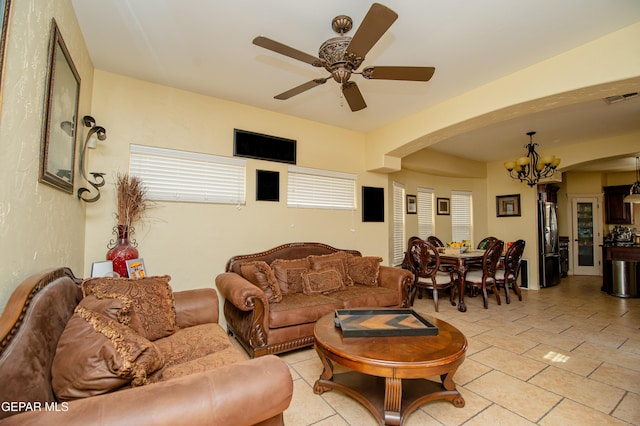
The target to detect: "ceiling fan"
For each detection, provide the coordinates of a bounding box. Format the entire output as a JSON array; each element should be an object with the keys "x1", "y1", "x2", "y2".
[{"x1": 253, "y1": 3, "x2": 435, "y2": 112}]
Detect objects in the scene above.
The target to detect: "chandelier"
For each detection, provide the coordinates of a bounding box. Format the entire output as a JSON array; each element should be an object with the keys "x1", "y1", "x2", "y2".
[
  {"x1": 623, "y1": 156, "x2": 640, "y2": 203},
  {"x1": 504, "y1": 131, "x2": 561, "y2": 187}
]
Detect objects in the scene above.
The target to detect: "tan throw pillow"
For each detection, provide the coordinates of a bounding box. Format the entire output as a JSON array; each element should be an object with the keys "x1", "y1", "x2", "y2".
[
  {"x1": 270, "y1": 258, "x2": 310, "y2": 294},
  {"x1": 80, "y1": 294, "x2": 146, "y2": 337},
  {"x1": 347, "y1": 255, "x2": 383, "y2": 286},
  {"x1": 52, "y1": 300, "x2": 164, "y2": 401},
  {"x1": 239, "y1": 261, "x2": 282, "y2": 303},
  {"x1": 82, "y1": 275, "x2": 177, "y2": 341},
  {"x1": 308, "y1": 252, "x2": 353, "y2": 286},
  {"x1": 302, "y1": 268, "x2": 344, "y2": 295}
]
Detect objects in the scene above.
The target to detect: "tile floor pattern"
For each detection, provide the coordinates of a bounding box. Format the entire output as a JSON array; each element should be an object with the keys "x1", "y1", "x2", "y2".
[{"x1": 275, "y1": 276, "x2": 640, "y2": 425}]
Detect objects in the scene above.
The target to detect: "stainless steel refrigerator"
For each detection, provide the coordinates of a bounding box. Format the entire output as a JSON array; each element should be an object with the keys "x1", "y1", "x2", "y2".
[{"x1": 538, "y1": 200, "x2": 561, "y2": 287}]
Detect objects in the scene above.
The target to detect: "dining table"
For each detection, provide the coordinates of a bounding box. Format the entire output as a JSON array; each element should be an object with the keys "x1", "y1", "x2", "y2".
[{"x1": 438, "y1": 249, "x2": 486, "y2": 312}]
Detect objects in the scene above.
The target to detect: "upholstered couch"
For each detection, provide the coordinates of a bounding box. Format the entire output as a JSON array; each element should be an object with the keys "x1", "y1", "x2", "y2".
[
  {"x1": 216, "y1": 242, "x2": 413, "y2": 358},
  {"x1": 0, "y1": 268, "x2": 293, "y2": 425}
]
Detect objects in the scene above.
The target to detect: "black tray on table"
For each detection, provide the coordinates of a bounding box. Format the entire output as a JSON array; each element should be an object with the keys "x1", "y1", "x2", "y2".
[{"x1": 334, "y1": 308, "x2": 439, "y2": 337}]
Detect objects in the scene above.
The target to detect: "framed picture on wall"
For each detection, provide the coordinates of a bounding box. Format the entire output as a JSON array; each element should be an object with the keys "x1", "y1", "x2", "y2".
[
  {"x1": 437, "y1": 198, "x2": 450, "y2": 215},
  {"x1": 39, "y1": 19, "x2": 81, "y2": 194},
  {"x1": 406, "y1": 194, "x2": 417, "y2": 214},
  {"x1": 496, "y1": 194, "x2": 521, "y2": 217}
]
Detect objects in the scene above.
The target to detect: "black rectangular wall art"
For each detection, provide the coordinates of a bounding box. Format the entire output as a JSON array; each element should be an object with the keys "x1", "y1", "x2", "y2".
[
  {"x1": 362, "y1": 186, "x2": 384, "y2": 222},
  {"x1": 234, "y1": 129, "x2": 296, "y2": 164},
  {"x1": 256, "y1": 170, "x2": 280, "y2": 202}
]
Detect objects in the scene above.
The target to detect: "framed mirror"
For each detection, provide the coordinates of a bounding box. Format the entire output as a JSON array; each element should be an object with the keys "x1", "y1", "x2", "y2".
[{"x1": 39, "y1": 19, "x2": 80, "y2": 193}]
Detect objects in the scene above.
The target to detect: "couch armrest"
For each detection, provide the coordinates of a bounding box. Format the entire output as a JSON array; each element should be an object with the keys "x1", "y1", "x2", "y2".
[
  {"x1": 0, "y1": 355, "x2": 292, "y2": 426},
  {"x1": 215, "y1": 272, "x2": 268, "y2": 312},
  {"x1": 377, "y1": 266, "x2": 413, "y2": 308},
  {"x1": 174, "y1": 288, "x2": 219, "y2": 328}
]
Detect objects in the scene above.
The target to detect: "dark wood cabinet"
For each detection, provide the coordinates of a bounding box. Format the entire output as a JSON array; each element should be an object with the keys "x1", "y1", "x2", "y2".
[{"x1": 604, "y1": 185, "x2": 633, "y2": 224}]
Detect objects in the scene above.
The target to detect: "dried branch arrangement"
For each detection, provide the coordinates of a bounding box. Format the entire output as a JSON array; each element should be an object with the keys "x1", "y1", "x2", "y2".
[{"x1": 114, "y1": 173, "x2": 151, "y2": 228}]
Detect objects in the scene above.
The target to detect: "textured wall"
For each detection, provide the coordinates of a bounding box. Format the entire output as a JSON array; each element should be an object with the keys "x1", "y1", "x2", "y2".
[{"x1": 0, "y1": 0, "x2": 93, "y2": 310}]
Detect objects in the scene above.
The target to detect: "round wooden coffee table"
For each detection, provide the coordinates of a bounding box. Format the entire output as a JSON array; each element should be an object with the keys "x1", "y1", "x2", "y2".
[{"x1": 313, "y1": 312, "x2": 467, "y2": 425}]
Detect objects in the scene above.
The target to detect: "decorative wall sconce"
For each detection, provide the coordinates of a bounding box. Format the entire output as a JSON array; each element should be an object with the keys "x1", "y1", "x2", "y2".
[
  {"x1": 504, "y1": 131, "x2": 561, "y2": 187},
  {"x1": 77, "y1": 115, "x2": 107, "y2": 202}
]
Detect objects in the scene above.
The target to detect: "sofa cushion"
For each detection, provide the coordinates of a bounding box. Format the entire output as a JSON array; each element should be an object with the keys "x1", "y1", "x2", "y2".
[
  {"x1": 302, "y1": 268, "x2": 344, "y2": 295},
  {"x1": 239, "y1": 261, "x2": 282, "y2": 303},
  {"x1": 347, "y1": 255, "x2": 383, "y2": 286},
  {"x1": 52, "y1": 298, "x2": 164, "y2": 401},
  {"x1": 271, "y1": 258, "x2": 310, "y2": 295},
  {"x1": 150, "y1": 323, "x2": 247, "y2": 382},
  {"x1": 308, "y1": 251, "x2": 353, "y2": 286},
  {"x1": 82, "y1": 275, "x2": 177, "y2": 341},
  {"x1": 269, "y1": 293, "x2": 343, "y2": 328},
  {"x1": 329, "y1": 285, "x2": 398, "y2": 309},
  {"x1": 153, "y1": 323, "x2": 244, "y2": 368}
]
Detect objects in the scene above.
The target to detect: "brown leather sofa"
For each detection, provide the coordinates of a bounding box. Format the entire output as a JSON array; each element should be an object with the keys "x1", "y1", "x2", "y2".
[
  {"x1": 0, "y1": 268, "x2": 293, "y2": 425},
  {"x1": 216, "y1": 242, "x2": 413, "y2": 358}
]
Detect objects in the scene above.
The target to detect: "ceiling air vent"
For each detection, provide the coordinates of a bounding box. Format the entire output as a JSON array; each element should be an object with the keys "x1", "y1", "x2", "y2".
[{"x1": 603, "y1": 92, "x2": 639, "y2": 105}]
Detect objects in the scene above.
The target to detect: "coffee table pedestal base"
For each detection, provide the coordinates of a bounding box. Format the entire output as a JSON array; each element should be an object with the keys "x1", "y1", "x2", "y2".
[{"x1": 314, "y1": 371, "x2": 465, "y2": 426}]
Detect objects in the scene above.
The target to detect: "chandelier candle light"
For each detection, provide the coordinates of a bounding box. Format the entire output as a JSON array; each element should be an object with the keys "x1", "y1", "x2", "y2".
[
  {"x1": 504, "y1": 131, "x2": 561, "y2": 187},
  {"x1": 623, "y1": 156, "x2": 640, "y2": 203}
]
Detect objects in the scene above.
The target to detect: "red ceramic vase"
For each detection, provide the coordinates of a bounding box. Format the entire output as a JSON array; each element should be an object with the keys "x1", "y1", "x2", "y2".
[{"x1": 106, "y1": 225, "x2": 139, "y2": 278}]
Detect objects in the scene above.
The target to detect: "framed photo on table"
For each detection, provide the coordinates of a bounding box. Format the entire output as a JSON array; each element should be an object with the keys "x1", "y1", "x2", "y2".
[
  {"x1": 126, "y1": 258, "x2": 147, "y2": 278},
  {"x1": 437, "y1": 198, "x2": 450, "y2": 215},
  {"x1": 496, "y1": 194, "x2": 521, "y2": 217}
]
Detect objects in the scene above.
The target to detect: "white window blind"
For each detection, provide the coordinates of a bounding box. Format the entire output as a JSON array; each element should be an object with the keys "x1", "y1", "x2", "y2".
[
  {"x1": 451, "y1": 190, "x2": 473, "y2": 242},
  {"x1": 417, "y1": 187, "x2": 434, "y2": 239},
  {"x1": 392, "y1": 182, "x2": 406, "y2": 265},
  {"x1": 287, "y1": 166, "x2": 356, "y2": 209},
  {"x1": 129, "y1": 144, "x2": 246, "y2": 204}
]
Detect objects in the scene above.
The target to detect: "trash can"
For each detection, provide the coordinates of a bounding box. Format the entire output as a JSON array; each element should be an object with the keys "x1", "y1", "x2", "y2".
[{"x1": 611, "y1": 260, "x2": 639, "y2": 298}]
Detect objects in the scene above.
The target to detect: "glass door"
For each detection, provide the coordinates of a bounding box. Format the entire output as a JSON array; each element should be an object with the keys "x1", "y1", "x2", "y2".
[{"x1": 571, "y1": 197, "x2": 601, "y2": 275}]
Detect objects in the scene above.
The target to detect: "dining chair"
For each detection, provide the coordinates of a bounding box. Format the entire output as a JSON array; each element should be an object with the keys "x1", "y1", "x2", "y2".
[
  {"x1": 495, "y1": 239, "x2": 525, "y2": 304},
  {"x1": 401, "y1": 236, "x2": 425, "y2": 299},
  {"x1": 476, "y1": 236, "x2": 498, "y2": 250},
  {"x1": 426, "y1": 235, "x2": 445, "y2": 247},
  {"x1": 408, "y1": 239, "x2": 456, "y2": 311},
  {"x1": 464, "y1": 239, "x2": 504, "y2": 309}
]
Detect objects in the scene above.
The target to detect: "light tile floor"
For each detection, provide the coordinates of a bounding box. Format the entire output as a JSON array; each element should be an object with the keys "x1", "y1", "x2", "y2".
[{"x1": 276, "y1": 276, "x2": 640, "y2": 425}]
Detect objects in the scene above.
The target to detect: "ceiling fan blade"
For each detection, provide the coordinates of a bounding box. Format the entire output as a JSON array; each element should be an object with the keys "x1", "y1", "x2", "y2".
[
  {"x1": 346, "y1": 3, "x2": 398, "y2": 60},
  {"x1": 362, "y1": 66, "x2": 436, "y2": 81},
  {"x1": 253, "y1": 36, "x2": 324, "y2": 67},
  {"x1": 342, "y1": 81, "x2": 367, "y2": 111},
  {"x1": 274, "y1": 78, "x2": 328, "y2": 100}
]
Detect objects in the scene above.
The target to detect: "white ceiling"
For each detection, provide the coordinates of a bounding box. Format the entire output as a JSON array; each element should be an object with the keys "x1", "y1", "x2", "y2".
[{"x1": 71, "y1": 1, "x2": 640, "y2": 172}]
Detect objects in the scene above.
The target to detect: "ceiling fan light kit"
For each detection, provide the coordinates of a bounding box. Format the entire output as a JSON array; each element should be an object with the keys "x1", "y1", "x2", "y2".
[
  {"x1": 504, "y1": 131, "x2": 561, "y2": 187},
  {"x1": 252, "y1": 3, "x2": 435, "y2": 112}
]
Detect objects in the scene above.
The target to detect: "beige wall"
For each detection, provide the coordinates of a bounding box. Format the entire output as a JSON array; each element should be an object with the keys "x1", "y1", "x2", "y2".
[
  {"x1": 0, "y1": 0, "x2": 93, "y2": 310},
  {"x1": 388, "y1": 168, "x2": 488, "y2": 247},
  {"x1": 83, "y1": 71, "x2": 389, "y2": 293}
]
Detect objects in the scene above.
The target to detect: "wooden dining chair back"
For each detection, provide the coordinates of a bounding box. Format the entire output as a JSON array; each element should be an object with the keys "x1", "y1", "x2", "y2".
[
  {"x1": 495, "y1": 239, "x2": 526, "y2": 304},
  {"x1": 464, "y1": 239, "x2": 504, "y2": 309},
  {"x1": 408, "y1": 239, "x2": 455, "y2": 312},
  {"x1": 477, "y1": 236, "x2": 498, "y2": 250},
  {"x1": 401, "y1": 236, "x2": 422, "y2": 274},
  {"x1": 426, "y1": 236, "x2": 445, "y2": 247}
]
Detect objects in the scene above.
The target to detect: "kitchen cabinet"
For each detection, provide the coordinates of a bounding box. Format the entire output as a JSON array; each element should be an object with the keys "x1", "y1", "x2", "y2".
[{"x1": 604, "y1": 185, "x2": 633, "y2": 224}]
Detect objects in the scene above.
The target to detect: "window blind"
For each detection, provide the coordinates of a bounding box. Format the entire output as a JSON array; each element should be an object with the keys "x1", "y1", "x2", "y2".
[
  {"x1": 392, "y1": 181, "x2": 406, "y2": 265},
  {"x1": 287, "y1": 166, "x2": 356, "y2": 209},
  {"x1": 417, "y1": 187, "x2": 434, "y2": 239},
  {"x1": 451, "y1": 190, "x2": 473, "y2": 242},
  {"x1": 129, "y1": 144, "x2": 246, "y2": 204}
]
